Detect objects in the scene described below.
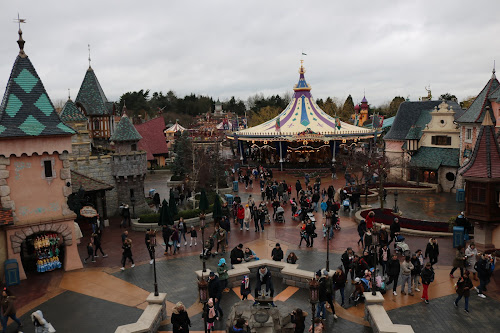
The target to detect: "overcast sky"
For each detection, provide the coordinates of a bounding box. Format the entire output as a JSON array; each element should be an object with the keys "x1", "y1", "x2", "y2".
[{"x1": 1, "y1": 1, "x2": 500, "y2": 108}]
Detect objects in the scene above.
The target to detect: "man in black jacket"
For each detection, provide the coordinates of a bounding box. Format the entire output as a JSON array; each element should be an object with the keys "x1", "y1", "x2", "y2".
[
  {"x1": 475, "y1": 254, "x2": 490, "y2": 298},
  {"x1": 386, "y1": 254, "x2": 401, "y2": 295},
  {"x1": 271, "y1": 243, "x2": 284, "y2": 261},
  {"x1": 254, "y1": 266, "x2": 275, "y2": 306},
  {"x1": 389, "y1": 218, "x2": 401, "y2": 248},
  {"x1": 208, "y1": 272, "x2": 223, "y2": 317},
  {"x1": 230, "y1": 244, "x2": 244, "y2": 268},
  {"x1": 341, "y1": 248, "x2": 355, "y2": 282}
]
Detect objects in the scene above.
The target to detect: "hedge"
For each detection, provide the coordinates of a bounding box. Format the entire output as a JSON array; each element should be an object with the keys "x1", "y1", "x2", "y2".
[
  {"x1": 170, "y1": 174, "x2": 184, "y2": 181},
  {"x1": 138, "y1": 204, "x2": 214, "y2": 224}
]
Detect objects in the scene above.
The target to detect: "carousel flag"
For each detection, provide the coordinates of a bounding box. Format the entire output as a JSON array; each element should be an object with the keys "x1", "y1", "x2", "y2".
[
  {"x1": 302, "y1": 52, "x2": 307, "y2": 56},
  {"x1": 275, "y1": 116, "x2": 281, "y2": 131}
]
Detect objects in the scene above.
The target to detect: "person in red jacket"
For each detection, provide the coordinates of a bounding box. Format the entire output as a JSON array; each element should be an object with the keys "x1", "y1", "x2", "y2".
[
  {"x1": 237, "y1": 204, "x2": 245, "y2": 230},
  {"x1": 366, "y1": 211, "x2": 375, "y2": 230}
]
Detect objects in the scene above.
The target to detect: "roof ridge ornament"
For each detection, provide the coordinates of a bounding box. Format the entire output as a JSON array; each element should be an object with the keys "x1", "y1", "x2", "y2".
[
  {"x1": 492, "y1": 60, "x2": 496, "y2": 79},
  {"x1": 14, "y1": 14, "x2": 27, "y2": 58},
  {"x1": 88, "y1": 44, "x2": 92, "y2": 69}
]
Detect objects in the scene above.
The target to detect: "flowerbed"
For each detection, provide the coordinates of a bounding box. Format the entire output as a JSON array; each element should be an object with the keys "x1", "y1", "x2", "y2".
[{"x1": 360, "y1": 208, "x2": 449, "y2": 233}]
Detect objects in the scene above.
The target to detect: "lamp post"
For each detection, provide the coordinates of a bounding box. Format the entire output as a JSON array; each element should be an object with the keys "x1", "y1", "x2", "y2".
[
  {"x1": 309, "y1": 275, "x2": 319, "y2": 330},
  {"x1": 325, "y1": 211, "x2": 332, "y2": 272},
  {"x1": 393, "y1": 190, "x2": 399, "y2": 213},
  {"x1": 200, "y1": 214, "x2": 207, "y2": 272},
  {"x1": 151, "y1": 233, "x2": 159, "y2": 296},
  {"x1": 371, "y1": 230, "x2": 380, "y2": 296},
  {"x1": 198, "y1": 276, "x2": 209, "y2": 333}
]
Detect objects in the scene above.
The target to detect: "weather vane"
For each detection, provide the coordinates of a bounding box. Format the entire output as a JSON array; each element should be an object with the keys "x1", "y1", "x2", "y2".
[
  {"x1": 13, "y1": 13, "x2": 26, "y2": 30},
  {"x1": 88, "y1": 44, "x2": 91, "y2": 68}
]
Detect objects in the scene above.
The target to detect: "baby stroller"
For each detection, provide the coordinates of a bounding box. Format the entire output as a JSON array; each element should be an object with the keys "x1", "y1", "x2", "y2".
[
  {"x1": 275, "y1": 206, "x2": 285, "y2": 223},
  {"x1": 332, "y1": 214, "x2": 341, "y2": 231},
  {"x1": 200, "y1": 237, "x2": 215, "y2": 260},
  {"x1": 395, "y1": 235, "x2": 410, "y2": 256},
  {"x1": 342, "y1": 198, "x2": 351, "y2": 212},
  {"x1": 349, "y1": 278, "x2": 368, "y2": 306}
]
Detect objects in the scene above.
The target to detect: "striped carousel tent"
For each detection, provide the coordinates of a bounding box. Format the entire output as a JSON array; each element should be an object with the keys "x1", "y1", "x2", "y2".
[
  {"x1": 164, "y1": 121, "x2": 186, "y2": 134},
  {"x1": 227, "y1": 62, "x2": 378, "y2": 167}
]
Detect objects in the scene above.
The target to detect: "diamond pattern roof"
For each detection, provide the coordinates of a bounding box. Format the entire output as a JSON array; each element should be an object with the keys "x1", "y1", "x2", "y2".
[
  {"x1": 60, "y1": 99, "x2": 87, "y2": 123},
  {"x1": 0, "y1": 55, "x2": 75, "y2": 138},
  {"x1": 75, "y1": 68, "x2": 113, "y2": 116}
]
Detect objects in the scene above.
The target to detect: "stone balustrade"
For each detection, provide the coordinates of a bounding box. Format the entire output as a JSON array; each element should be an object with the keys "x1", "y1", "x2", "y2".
[
  {"x1": 115, "y1": 293, "x2": 167, "y2": 333},
  {"x1": 364, "y1": 292, "x2": 414, "y2": 333}
]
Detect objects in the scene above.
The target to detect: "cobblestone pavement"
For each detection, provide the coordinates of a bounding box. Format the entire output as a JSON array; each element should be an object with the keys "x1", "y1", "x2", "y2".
[{"x1": 5, "y1": 171, "x2": 498, "y2": 333}]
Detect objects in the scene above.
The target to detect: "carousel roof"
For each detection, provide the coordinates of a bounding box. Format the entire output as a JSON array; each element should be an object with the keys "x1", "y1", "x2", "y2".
[
  {"x1": 164, "y1": 121, "x2": 186, "y2": 133},
  {"x1": 232, "y1": 63, "x2": 375, "y2": 141}
]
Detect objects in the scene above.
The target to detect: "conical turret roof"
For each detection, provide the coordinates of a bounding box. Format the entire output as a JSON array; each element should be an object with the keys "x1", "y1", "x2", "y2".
[
  {"x1": 60, "y1": 98, "x2": 87, "y2": 123},
  {"x1": 110, "y1": 113, "x2": 142, "y2": 142},
  {"x1": 75, "y1": 67, "x2": 114, "y2": 116},
  {"x1": 0, "y1": 30, "x2": 75, "y2": 138}
]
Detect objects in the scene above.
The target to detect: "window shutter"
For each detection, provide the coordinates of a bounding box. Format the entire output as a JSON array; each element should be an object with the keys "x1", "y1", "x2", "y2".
[
  {"x1": 446, "y1": 137, "x2": 451, "y2": 145},
  {"x1": 431, "y1": 136, "x2": 436, "y2": 145}
]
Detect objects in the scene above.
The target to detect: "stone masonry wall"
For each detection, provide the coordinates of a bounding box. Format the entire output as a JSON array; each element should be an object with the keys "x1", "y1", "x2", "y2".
[{"x1": 115, "y1": 175, "x2": 150, "y2": 215}]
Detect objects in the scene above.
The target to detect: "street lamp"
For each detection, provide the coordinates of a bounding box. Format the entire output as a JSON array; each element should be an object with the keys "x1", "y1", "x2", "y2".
[
  {"x1": 198, "y1": 275, "x2": 209, "y2": 333},
  {"x1": 393, "y1": 190, "x2": 399, "y2": 213},
  {"x1": 151, "y1": 233, "x2": 159, "y2": 296},
  {"x1": 309, "y1": 275, "x2": 319, "y2": 330},
  {"x1": 325, "y1": 211, "x2": 332, "y2": 271},
  {"x1": 371, "y1": 230, "x2": 380, "y2": 296},
  {"x1": 200, "y1": 214, "x2": 207, "y2": 272}
]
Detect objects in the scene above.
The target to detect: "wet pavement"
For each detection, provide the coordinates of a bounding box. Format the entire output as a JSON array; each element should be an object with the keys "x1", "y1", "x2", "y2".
[{"x1": 5, "y1": 170, "x2": 499, "y2": 333}]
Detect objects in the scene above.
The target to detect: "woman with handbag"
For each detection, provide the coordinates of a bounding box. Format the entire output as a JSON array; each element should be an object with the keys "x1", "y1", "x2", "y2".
[{"x1": 31, "y1": 310, "x2": 55, "y2": 333}]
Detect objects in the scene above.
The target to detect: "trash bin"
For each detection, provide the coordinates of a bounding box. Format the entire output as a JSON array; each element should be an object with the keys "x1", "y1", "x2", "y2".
[
  {"x1": 453, "y1": 226, "x2": 465, "y2": 248},
  {"x1": 233, "y1": 181, "x2": 239, "y2": 192},
  {"x1": 4, "y1": 259, "x2": 20, "y2": 287},
  {"x1": 456, "y1": 189, "x2": 465, "y2": 202},
  {"x1": 225, "y1": 194, "x2": 234, "y2": 206}
]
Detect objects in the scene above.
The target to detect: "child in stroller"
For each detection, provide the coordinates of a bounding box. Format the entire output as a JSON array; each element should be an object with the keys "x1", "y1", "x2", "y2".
[
  {"x1": 395, "y1": 234, "x2": 411, "y2": 256},
  {"x1": 349, "y1": 277, "x2": 368, "y2": 306},
  {"x1": 275, "y1": 206, "x2": 285, "y2": 223},
  {"x1": 200, "y1": 237, "x2": 215, "y2": 260},
  {"x1": 343, "y1": 198, "x2": 351, "y2": 212}
]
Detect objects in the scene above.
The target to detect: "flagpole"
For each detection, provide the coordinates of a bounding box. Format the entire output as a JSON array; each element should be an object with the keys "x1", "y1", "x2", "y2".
[{"x1": 279, "y1": 141, "x2": 283, "y2": 171}]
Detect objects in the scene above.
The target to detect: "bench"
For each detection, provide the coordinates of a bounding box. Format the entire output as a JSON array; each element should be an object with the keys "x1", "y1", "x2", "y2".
[
  {"x1": 366, "y1": 304, "x2": 414, "y2": 333},
  {"x1": 115, "y1": 293, "x2": 167, "y2": 333}
]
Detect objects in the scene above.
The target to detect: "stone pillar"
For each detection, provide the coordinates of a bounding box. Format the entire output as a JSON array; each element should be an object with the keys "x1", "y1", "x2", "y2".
[
  {"x1": 363, "y1": 291, "x2": 385, "y2": 320},
  {"x1": 473, "y1": 221, "x2": 496, "y2": 252}
]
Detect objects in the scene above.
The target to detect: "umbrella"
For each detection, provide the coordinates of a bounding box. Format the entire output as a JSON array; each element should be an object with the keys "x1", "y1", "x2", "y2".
[
  {"x1": 212, "y1": 194, "x2": 222, "y2": 222},
  {"x1": 199, "y1": 189, "x2": 209, "y2": 212},
  {"x1": 169, "y1": 194, "x2": 178, "y2": 217},
  {"x1": 158, "y1": 199, "x2": 169, "y2": 226}
]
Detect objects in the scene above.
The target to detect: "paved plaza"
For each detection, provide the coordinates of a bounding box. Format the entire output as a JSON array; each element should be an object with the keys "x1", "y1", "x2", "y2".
[{"x1": 5, "y1": 172, "x2": 499, "y2": 333}]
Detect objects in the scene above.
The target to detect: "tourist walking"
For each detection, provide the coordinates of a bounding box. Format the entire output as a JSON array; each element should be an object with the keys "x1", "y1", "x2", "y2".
[
  {"x1": 341, "y1": 247, "x2": 355, "y2": 282},
  {"x1": 474, "y1": 253, "x2": 491, "y2": 298},
  {"x1": 153, "y1": 193, "x2": 161, "y2": 213},
  {"x1": 295, "y1": 180, "x2": 302, "y2": 197},
  {"x1": 454, "y1": 270, "x2": 473, "y2": 313},
  {"x1": 357, "y1": 220, "x2": 367, "y2": 248},
  {"x1": 215, "y1": 227, "x2": 227, "y2": 255},
  {"x1": 379, "y1": 244, "x2": 390, "y2": 277},
  {"x1": 93, "y1": 229, "x2": 107, "y2": 258},
  {"x1": 420, "y1": 262, "x2": 434, "y2": 304},
  {"x1": 389, "y1": 218, "x2": 401, "y2": 248},
  {"x1": 171, "y1": 226, "x2": 180, "y2": 254},
  {"x1": 205, "y1": 298, "x2": 219, "y2": 333},
  {"x1": 386, "y1": 254, "x2": 401, "y2": 295},
  {"x1": 1, "y1": 288, "x2": 22, "y2": 332},
  {"x1": 243, "y1": 205, "x2": 251, "y2": 231},
  {"x1": 316, "y1": 271, "x2": 328, "y2": 320},
  {"x1": 120, "y1": 203, "x2": 131, "y2": 228},
  {"x1": 162, "y1": 225, "x2": 173, "y2": 255},
  {"x1": 411, "y1": 253, "x2": 422, "y2": 292},
  {"x1": 171, "y1": 302, "x2": 191, "y2": 333},
  {"x1": 189, "y1": 226, "x2": 197, "y2": 247},
  {"x1": 465, "y1": 243, "x2": 478, "y2": 280},
  {"x1": 305, "y1": 220, "x2": 316, "y2": 248},
  {"x1": 400, "y1": 256, "x2": 414, "y2": 296},
  {"x1": 31, "y1": 309, "x2": 53, "y2": 333},
  {"x1": 84, "y1": 241, "x2": 95, "y2": 263},
  {"x1": 121, "y1": 238, "x2": 135, "y2": 270},
  {"x1": 237, "y1": 204, "x2": 245, "y2": 230},
  {"x1": 145, "y1": 229, "x2": 156, "y2": 265},
  {"x1": 425, "y1": 238, "x2": 439, "y2": 266},
  {"x1": 450, "y1": 245, "x2": 466, "y2": 278},
  {"x1": 179, "y1": 218, "x2": 188, "y2": 246},
  {"x1": 332, "y1": 266, "x2": 347, "y2": 307},
  {"x1": 208, "y1": 272, "x2": 223, "y2": 318},
  {"x1": 121, "y1": 230, "x2": 129, "y2": 244}
]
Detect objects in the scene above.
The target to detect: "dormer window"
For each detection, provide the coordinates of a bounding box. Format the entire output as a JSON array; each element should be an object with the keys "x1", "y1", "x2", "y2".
[{"x1": 431, "y1": 135, "x2": 451, "y2": 146}]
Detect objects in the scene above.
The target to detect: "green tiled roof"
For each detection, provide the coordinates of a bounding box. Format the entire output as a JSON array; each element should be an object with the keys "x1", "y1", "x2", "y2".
[
  {"x1": 75, "y1": 68, "x2": 113, "y2": 116},
  {"x1": 60, "y1": 99, "x2": 87, "y2": 123},
  {"x1": 456, "y1": 75, "x2": 499, "y2": 124},
  {"x1": 110, "y1": 115, "x2": 142, "y2": 142},
  {"x1": 405, "y1": 126, "x2": 421, "y2": 140},
  {"x1": 0, "y1": 54, "x2": 75, "y2": 138},
  {"x1": 409, "y1": 147, "x2": 459, "y2": 170}
]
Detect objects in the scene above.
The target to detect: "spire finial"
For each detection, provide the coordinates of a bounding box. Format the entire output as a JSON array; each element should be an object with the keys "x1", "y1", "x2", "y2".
[
  {"x1": 88, "y1": 44, "x2": 91, "y2": 68},
  {"x1": 68, "y1": 88, "x2": 71, "y2": 100},
  {"x1": 14, "y1": 14, "x2": 27, "y2": 58},
  {"x1": 492, "y1": 60, "x2": 496, "y2": 79}
]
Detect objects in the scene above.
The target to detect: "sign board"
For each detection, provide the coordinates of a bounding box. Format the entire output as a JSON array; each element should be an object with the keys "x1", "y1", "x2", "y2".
[{"x1": 80, "y1": 206, "x2": 98, "y2": 218}]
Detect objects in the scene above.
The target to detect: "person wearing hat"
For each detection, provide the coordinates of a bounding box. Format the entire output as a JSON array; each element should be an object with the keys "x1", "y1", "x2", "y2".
[
  {"x1": 217, "y1": 258, "x2": 230, "y2": 293},
  {"x1": 254, "y1": 266, "x2": 275, "y2": 305},
  {"x1": 271, "y1": 243, "x2": 284, "y2": 262},
  {"x1": 207, "y1": 271, "x2": 223, "y2": 318}
]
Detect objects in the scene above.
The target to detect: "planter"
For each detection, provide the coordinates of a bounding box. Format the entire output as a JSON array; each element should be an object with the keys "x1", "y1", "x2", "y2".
[{"x1": 131, "y1": 213, "x2": 213, "y2": 232}]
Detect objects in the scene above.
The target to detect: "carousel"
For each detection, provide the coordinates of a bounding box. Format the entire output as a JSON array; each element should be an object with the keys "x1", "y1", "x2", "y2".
[{"x1": 227, "y1": 62, "x2": 379, "y2": 169}]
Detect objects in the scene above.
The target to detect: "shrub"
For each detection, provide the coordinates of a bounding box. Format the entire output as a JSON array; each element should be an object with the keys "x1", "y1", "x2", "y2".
[
  {"x1": 138, "y1": 213, "x2": 160, "y2": 223},
  {"x1": 138, "y1": 204, "x2": 214, "y2": 223},
  {"x1": 170, "y1": 175, "x2": 184, "y2": 181}
]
